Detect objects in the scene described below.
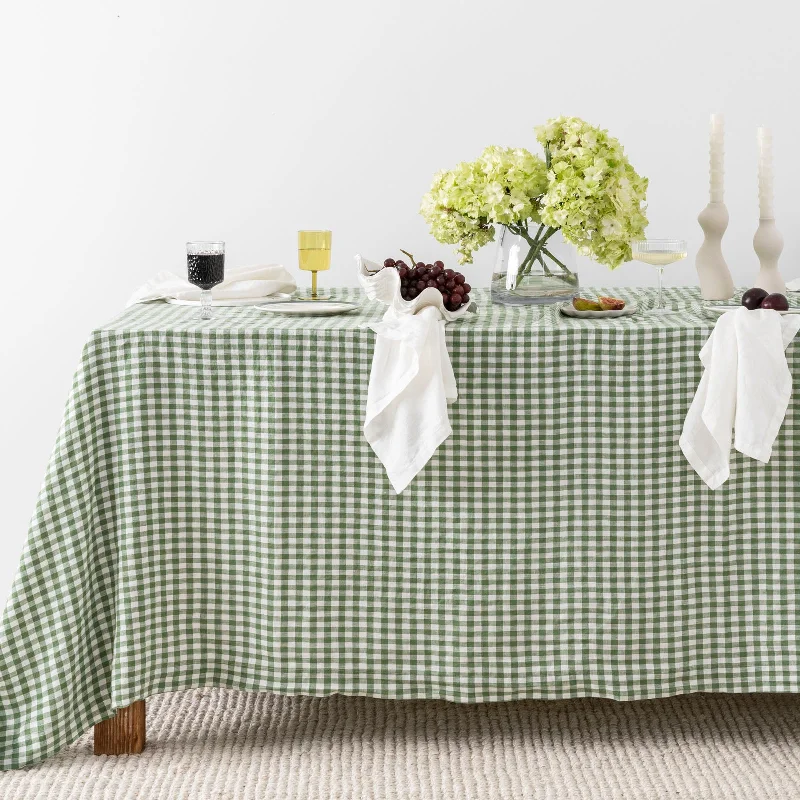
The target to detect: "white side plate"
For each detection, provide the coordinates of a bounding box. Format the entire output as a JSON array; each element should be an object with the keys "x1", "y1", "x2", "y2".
[
  {"x1": 256, "y1": 300, "x2": 359, "y2": 316},
  {"x1": 704, "y1": 304, "x2": 800, "y2": 315},
  {"x1": 166, "y1": 293, "x2": 293, "y2": 307},
  {"x1": 560, "y1": 302, "x2": 637, "y2": 319}
]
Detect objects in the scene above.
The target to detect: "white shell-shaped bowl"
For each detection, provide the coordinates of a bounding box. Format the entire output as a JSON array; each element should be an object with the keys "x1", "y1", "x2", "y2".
[{"x1": 356, "y1": 255, "x2": 476, "y2": 321}]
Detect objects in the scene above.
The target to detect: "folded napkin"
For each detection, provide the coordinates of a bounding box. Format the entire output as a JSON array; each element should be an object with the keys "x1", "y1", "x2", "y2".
[
  {"x1": 126, "y1": 264, "x2": 296, "y2": 306},
  {"x1": 680, "y1": 307, "x2": 800, "y2": 489},
  {"x1": 364, "y1": 305, "x2": 457, "y2": 494}
]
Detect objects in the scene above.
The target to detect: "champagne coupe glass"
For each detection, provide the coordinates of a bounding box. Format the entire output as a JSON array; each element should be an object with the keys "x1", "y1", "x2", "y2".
[
  {"x1": 631, "y1": 239, "x2": 688, "y2": 315},
  {"x1": 298, "y1": 230, "x2": 331, "y2": 300},
  {"x1": 187, "y1": 241, "x2": 225, "y2": 319}
]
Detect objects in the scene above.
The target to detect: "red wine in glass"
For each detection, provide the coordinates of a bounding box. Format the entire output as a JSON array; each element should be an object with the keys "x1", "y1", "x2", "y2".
[{"x1": 186, "y1": 241, "x2": 225, "y2": 319}]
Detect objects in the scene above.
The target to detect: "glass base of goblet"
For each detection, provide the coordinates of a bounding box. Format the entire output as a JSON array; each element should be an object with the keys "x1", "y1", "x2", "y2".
[{"x1": 199, "y1": 289, "x2": 213, "y2": 319}]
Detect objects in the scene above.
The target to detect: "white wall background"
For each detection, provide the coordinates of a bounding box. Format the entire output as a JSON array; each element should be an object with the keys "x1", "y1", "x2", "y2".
[{"x1": 1, "y1": 0, "x2": 798, "y2": 604}]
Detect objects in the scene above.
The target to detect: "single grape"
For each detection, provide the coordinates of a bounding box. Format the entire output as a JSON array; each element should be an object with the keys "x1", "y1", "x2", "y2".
[
  {"x1": 461, "y1": 293, "x2": 470, "y2": 304},
  {"x1": 434, "y1": 260, "x2": 444, "y2": 269},
  {"x1": 415, "y1": 262, "x2": 426, "y2": 270},
  {"x1": 441, "y1": 292, "x2": 449, "y2": 305},
  {"x1": 445, "y1": 279, "x2": 456, "y2": 290},
  {"x1": 384, "y1": 258, "x2": 396, "y2": 268},
  {"x1": 454, "y1": 274, "x2": 466, "y2": 285},
  {"x1": 398, "y1": 267, "x2": 408, "y2": 279},
  {"x1": 436, "y1": 274, "x2": 447, "y2": 285},
  {"x1": 408, "y1": 286, "x2": 419, "y2": 298},
  {"x1": 429, "y1": 266, "x2": 441, "y2": 278},
  {"x1": 462, "y1": 283, "x2": 471, "y2": 294},
  {"x1": 426, "y1": 279, "x2": 437, "y2": 288},
  {"x1": 416, "y1": 280, "x2": 426, "y2": 290},
  {"x1": 444, "y1": 269, "x2": 455, "y2": 279}
]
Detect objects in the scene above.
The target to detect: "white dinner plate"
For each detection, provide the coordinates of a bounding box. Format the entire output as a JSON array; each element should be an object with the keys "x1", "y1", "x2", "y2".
[
  {"x1": 256, "y1": 300, "x2": 359, "y2": 316},
  {"x1": 704, "y1": 303, "x2": 800, "y2": 315},
  {"x1": 560, "y1": 302, "x2": 637, "y2": 319},
  {"x1": 166, "y1": 293, "x2": 293, "y2": 307}
]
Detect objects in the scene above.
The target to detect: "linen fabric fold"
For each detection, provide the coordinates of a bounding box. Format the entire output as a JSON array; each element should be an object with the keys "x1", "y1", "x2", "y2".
[
  {"x1": 680, "y1": 307, "x2": 800, "y2": 489},
  {"x1": 364, "y1": 305, "x2": 457, "y2": 493},
  {"x1": 126, "y1": 264, "x2": 296, "y2": 306}
]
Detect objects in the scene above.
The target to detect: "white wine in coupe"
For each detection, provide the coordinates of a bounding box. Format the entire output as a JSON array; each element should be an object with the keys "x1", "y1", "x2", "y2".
[
  {"x1": 632, "y1": 250, "x2": 687, "y2": 267},
  {"x1": 631, "y1": 239, "x2": 688, "y2": 314}
]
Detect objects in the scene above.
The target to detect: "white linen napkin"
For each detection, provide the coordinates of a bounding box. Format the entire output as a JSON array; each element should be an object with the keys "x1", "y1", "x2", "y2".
[
  {"x1": 680, "y1": 307, "x2": 800, "y2": 489},
  {"x1": 126, "y1": 264, "x2": 296, "y2": 306},
  {"x1": 364, "y1": 305, "x2": 457, "y2": 494}
]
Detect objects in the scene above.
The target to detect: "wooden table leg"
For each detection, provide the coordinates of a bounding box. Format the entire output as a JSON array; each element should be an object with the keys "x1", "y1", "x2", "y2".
[{"x1": 94, "y1": 700, "x2": 146, "y2": 755}]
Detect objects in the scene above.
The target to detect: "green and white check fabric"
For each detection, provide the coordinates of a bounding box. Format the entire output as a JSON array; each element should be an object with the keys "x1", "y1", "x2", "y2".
[{"x1": 2, "y1": 288, "x2": 799, "y2": 770}]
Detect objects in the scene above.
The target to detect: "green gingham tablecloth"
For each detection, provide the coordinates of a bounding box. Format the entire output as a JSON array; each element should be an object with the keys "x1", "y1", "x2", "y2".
[{"x1": 2, "y1": 287, "x2": 800, "y2": 769}]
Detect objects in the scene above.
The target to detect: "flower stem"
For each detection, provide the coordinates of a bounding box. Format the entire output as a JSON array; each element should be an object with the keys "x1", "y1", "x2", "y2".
[
  {"x1": 516, "y1": 246, "x2": 538, "y2": 277},
  {"x1": 536, "y1": 254, "x2": 553, "y2": 276},
  {"x1": 502, "y1": 223, "x2": 569, "y2": 282},
  {"x1": 541, "y1": 247, "x2": 575, "y2": 276},
  {"x1": 517, "y1": 226, "x2": 557, "y2": 278}
]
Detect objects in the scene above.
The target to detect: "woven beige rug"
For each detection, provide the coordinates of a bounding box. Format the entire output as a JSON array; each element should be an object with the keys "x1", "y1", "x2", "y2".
[{"x1": 2, "y1": 689, "x2": 800, "y2": 799}]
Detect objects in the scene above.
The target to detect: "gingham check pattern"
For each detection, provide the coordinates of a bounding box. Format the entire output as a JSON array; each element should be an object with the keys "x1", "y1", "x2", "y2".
[{"x1": 2, "y1": 287, "x2": 799, "y2": 770}]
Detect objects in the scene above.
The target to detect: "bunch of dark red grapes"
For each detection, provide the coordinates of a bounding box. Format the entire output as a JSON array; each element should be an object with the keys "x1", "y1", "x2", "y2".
[{"x1": 382, "y1": 258, "x2": 471, "y2": 311}]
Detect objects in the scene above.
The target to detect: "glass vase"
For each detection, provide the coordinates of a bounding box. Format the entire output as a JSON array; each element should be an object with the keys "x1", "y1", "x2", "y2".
[{"x1": 490, "y1": 224, "x2": 579, "y2": 305}]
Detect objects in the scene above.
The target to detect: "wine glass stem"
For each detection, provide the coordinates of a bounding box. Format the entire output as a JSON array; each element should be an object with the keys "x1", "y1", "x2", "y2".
[
  {"x1": 311, "y1": 271, "x2": 318, "y2": 299},
  {"x1": 657, "y1": 267, "x2": 664, "y2": 311},
  {"x1": 200, "y1": 290, "x2": 212, "y2": 319}
]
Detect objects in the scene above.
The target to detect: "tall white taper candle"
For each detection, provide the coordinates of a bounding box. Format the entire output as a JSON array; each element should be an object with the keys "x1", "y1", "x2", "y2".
[
  {"x1": 709, "y1": 114, "x2": 724, "y2": 203},
  {"x1": 758, "y1": 126, "x2": 774, "y2": 219}
]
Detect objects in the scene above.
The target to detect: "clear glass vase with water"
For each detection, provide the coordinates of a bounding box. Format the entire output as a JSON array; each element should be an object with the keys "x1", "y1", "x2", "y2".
[{"x1": 490, "y1": 224, "x2": 579, "y2": 306}]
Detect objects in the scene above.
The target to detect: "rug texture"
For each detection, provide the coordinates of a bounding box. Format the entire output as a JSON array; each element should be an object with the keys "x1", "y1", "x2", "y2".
[{"x1": 1, "y1": 689, "x2": 799, "y2": 799}]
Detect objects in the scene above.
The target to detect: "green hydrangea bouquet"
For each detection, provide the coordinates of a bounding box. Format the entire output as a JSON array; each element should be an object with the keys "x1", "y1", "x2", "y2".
[{"x1": 420, "y1": 117, "x2": 649, "y2": 302}]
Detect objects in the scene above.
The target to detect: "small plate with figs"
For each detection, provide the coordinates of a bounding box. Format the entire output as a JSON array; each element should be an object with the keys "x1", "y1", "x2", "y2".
[
  {"x1": 560, "y1": 295, "x2": 636, "y2": 319},
  {"x1": 704, "y1": 288, "x2": 800, "y2": 316}
]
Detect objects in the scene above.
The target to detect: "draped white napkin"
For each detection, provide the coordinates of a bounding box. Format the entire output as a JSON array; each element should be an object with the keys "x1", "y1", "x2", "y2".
[
  {"x1": 126, "y1": 264, "x2": 296, "y2": 306},
  {"x1": 364, "y1": 305, "x2": 457, "y2": 494},
  {"x1": 357, "y1": 256, "x2": 471, "y2": 493},
  {"x1": 680, "y1": 307, "x2": 800, "y2": 489}
]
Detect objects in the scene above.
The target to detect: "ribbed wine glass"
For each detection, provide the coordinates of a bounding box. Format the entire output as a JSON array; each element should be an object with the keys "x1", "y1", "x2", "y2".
[{"x1": 631, "y1": 239, "x2": 688, "y2": 315}]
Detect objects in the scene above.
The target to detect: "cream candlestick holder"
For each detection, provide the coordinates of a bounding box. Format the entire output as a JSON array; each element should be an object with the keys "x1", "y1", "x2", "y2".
[
  {"x1": 696, "y1": 114, "x2": 734, "y2": 300},
  {"x1": 753, "y1": 127, "x2": 786, "y2": 293},
  {"x1": 753, "y1": 219, "x2": 785, "y2": 293}
]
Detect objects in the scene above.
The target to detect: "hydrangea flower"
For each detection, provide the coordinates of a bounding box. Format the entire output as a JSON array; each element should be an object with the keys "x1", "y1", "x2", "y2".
[
  {"x1": 535, "y1": 116, "x2": 649, "y2": 268},
  {"x1": 420, "y1": 118, "x2": 648, "y2": 269},
  {"x1": 420, "y1": 146, "x2": 548, "y2": 264}
]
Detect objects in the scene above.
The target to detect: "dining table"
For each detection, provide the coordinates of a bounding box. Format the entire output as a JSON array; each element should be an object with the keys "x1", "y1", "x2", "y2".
[{"x1": 2, "y1": 286, "x2": 800, "y2": 771}]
